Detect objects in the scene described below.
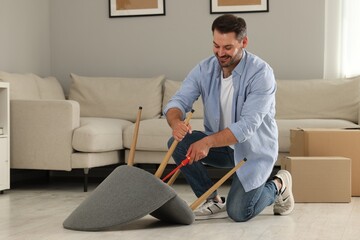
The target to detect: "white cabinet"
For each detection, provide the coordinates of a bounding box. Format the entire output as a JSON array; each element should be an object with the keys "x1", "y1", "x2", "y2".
[{"x1": 0, "y1": 82, "x2": 9, "y2": 193}]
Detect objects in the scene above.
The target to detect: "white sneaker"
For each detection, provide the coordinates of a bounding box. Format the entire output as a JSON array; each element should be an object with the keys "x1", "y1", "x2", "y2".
[
  {"x1": 273, "y1": 170, "x2": 295, "y2": 215},
  {"x1": 194, "y1": 197, "x2": 227, "y2": 220}
]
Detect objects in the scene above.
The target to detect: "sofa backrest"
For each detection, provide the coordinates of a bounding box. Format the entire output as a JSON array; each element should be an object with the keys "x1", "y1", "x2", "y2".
[
  {"x1": 68, "y1": 74, "x2": 164, "y2": 122},
  {"x1": 0, "y1": 71, "x2": 65, "y2": 100},
  {"x1": 276, "y1": 78, "x2": 360, "y2": 123},
  {"x1": 162, "y1": 79, "x2": 204, "y2": 119}
]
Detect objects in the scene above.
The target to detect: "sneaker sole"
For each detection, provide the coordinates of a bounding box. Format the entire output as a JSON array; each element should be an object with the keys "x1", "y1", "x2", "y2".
[
  {"x1": 274, "y1": 194, "x2": 295, "y2": 215},
  {"x1": 279, "y1": 195, "x2": 295, "y2": 215}
]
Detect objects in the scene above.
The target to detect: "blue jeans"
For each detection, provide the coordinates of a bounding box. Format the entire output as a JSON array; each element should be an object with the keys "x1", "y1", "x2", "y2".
[{"x1": 168, "y1": 131, "x2": 278, "y2": 222}]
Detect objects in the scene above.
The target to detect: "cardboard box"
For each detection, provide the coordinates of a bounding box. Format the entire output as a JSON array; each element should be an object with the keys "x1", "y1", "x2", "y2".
[
  {"x1": 290, "y1": 128, "x2": 360, "y2": 196},
  {"x1": 282, "y1": 156, "x2": 351, "y2": 203}
]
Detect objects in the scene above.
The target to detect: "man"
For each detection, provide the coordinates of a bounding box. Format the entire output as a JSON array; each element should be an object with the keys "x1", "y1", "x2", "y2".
[{"x1": 163, "y1": 14, "x2": 294, "y2": 221}]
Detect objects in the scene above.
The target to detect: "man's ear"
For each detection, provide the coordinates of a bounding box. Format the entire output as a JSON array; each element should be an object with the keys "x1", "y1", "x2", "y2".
[{"x1": 242, "y1": 36, "x2": 248, "y2": 48}]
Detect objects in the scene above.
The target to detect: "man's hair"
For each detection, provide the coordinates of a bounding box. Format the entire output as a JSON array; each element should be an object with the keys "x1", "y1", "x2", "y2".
[{"x1": 211, "y1": 14, "x2": 247, "y2": 40}]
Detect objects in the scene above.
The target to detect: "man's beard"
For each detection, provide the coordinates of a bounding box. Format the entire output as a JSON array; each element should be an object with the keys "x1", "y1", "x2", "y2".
[{"x1": 216, "y1": 52, "x2": 241, "y2": 68}]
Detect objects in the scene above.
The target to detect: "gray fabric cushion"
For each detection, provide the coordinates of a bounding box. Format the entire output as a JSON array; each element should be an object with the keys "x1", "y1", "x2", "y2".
[
  {"x1": 63, "y1": 165, "x2": 194, "y2": 231},
  {"x1": 150, "y1": 195, "x2": 194, "y2": 225}
]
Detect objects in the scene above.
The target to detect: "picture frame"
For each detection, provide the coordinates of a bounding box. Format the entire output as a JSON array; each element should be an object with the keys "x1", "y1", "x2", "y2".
[
  {"x1": 109, "y1": 0, "x2": 165, "y2": 18},
  {"x1": 210, "y1": 0, "x2": 269, "y2": 14}
]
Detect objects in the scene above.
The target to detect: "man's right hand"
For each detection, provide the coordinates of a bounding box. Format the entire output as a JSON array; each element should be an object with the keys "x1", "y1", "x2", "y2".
[
  {"x1": 171, "y1": 120, "x2": 192, "y2": 142},
  {"x1": 166, "y1": 108, "x2": 192, "y2": 142}
]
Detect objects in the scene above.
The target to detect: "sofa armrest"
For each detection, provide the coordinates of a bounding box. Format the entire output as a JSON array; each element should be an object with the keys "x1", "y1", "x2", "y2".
[{"x1": 10, "y1": 99, "x2": 80, "y2": 171}]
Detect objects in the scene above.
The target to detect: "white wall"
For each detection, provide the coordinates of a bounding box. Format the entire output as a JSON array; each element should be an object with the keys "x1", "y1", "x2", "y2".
[
  {"x1": 0, "y1": 0, "x2": 51, "y2": 76},
  {"x1": 1, "y1": 0, "x2": 325, "y2": 93},
  {"x1": 50, "y1": 0, "x2": 325, "y2": 92}
]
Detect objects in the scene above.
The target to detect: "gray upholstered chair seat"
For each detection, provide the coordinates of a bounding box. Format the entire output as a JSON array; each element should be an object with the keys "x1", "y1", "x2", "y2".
[{"x1": 63, "y1": 165, "x2": 194, "y2": 231}]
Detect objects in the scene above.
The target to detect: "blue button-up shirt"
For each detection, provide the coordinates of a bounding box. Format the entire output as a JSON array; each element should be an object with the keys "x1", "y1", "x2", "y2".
[{"x1": 164, "y1": 50, "x2": 278, "y2": 192}]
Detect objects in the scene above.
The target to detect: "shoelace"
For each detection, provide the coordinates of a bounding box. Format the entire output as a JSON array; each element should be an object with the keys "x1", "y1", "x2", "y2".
[{"x1": 197, "y1": 200, "x2": 216, "y2": 211}]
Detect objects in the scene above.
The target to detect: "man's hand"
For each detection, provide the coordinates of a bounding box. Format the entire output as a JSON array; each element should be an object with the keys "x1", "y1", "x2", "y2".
[
  {"x1": 171, "y1": 120, "x2": 192, "y2": 142},
  {"x1": 186, "y1": 137, "x2": 211, "y2": 164},
  {"x1": 166, "y1": 108, "x2": 192, "y2": 142},
  {"x1": 186, "y1": 128, "x2": 238, "y2": 164}
]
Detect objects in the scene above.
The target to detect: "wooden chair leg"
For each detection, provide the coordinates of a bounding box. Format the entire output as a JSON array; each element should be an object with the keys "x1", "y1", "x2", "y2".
[
  {"x1": 190, "y1": 159, "x2": 246, "y2": 211},
  {"x1": 127, "y1": 106, "x2": 142, "y2": 166},
  {"x1": 154, "y1": 110, "x2": 194, "y2": 179},
  {"x1": 167, "y1": 169, "x2": 181, "y2": 186}
]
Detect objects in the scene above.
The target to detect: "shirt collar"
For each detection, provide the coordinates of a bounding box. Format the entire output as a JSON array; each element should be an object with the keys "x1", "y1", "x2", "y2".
[{"x1": 233, "y1": 49, "x2": 247, "y2": 77}]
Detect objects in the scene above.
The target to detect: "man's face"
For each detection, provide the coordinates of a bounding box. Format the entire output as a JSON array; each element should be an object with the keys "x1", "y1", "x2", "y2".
[{"x1": 213, "y1": 29, "x2": 247, "y2": 68}]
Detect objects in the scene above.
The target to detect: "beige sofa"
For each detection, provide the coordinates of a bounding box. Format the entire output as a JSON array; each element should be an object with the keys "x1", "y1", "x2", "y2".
[
  {"x1": 275, "y1": 77, "x2": 360, "y2": 160},
  {"x1": 1, "y1": 71, "x2": 360, "y2": 190},
  {"x1": 68, "y1": 74, "x2": 360, "y2": 166},
  {"x1": 121, "y1": 77, "x2": 360, "y2": 165},
  {"x1": 0, "y1": 71, "x2": 132, "y2": 191}
]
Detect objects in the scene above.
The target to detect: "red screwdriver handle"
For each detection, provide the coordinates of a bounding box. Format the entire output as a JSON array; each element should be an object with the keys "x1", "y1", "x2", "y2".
[{"x1": 162, "y1": 156, "x2": 190, "y2": 182}]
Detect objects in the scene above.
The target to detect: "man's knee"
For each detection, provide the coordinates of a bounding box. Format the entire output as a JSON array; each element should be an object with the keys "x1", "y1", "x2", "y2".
[
  {"x1": 226, "y1": 200, "x2": 254, "y2": 222},
  {"x1": 227, "y1": 208, "x2": 253, "y2": 222}
]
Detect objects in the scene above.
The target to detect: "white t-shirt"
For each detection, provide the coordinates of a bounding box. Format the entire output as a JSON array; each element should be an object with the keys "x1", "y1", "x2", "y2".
[{"x1": 220, "y1": 73, "x2": 234, "y2": 147}]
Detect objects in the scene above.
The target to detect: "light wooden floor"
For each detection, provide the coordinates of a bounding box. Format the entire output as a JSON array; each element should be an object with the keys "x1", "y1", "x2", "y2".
[{"x1": 1, "y1": 177, "x2": 360, "y2": 240}]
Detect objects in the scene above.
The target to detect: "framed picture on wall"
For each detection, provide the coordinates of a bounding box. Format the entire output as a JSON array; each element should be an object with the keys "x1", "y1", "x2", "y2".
[
  {"x1": 109, "y1": 0, "x2": 165, "y2": 18},
  {"x1": 210, "y1": 0, "x2": 269, "y2": 14}
]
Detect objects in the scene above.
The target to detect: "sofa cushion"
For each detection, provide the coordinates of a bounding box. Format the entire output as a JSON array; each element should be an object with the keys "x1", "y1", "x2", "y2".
[
  {"x1": 0, "y1": 71, "x2": 40, "y2": 99},
  {"x1": 162, "y1": 79, "x2": 204, "y2": 119},
  {"x1": 72, "y1": 117, "x2": 133, "y2": 152},
  {"x1": 36, "y1": 76, "x2": 65, "y2": 100},
  {"x1": 69, "y1": 74, "x2": 165, "y2": 121},
  {"x1": 277, "y1": 119, "x2": 360, "y2": 152},
  {"x1": 276, "y1": 78, "x2": 360, "y2": 123},
  {"x1": 0, "y1": 71, "x2": 65, "y2": 100},
  {"x1": 123, "y1": 118, "x2": 205, "y2": 151}
]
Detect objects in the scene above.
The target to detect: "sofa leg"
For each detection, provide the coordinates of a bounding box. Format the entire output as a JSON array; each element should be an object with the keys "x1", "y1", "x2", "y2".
[
  {"x1": 84, "y1": 168, "x2": 89, "y2": 192},
  {"x1": 46, "y1": 170, "x2": 51, "y2": 183}
]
